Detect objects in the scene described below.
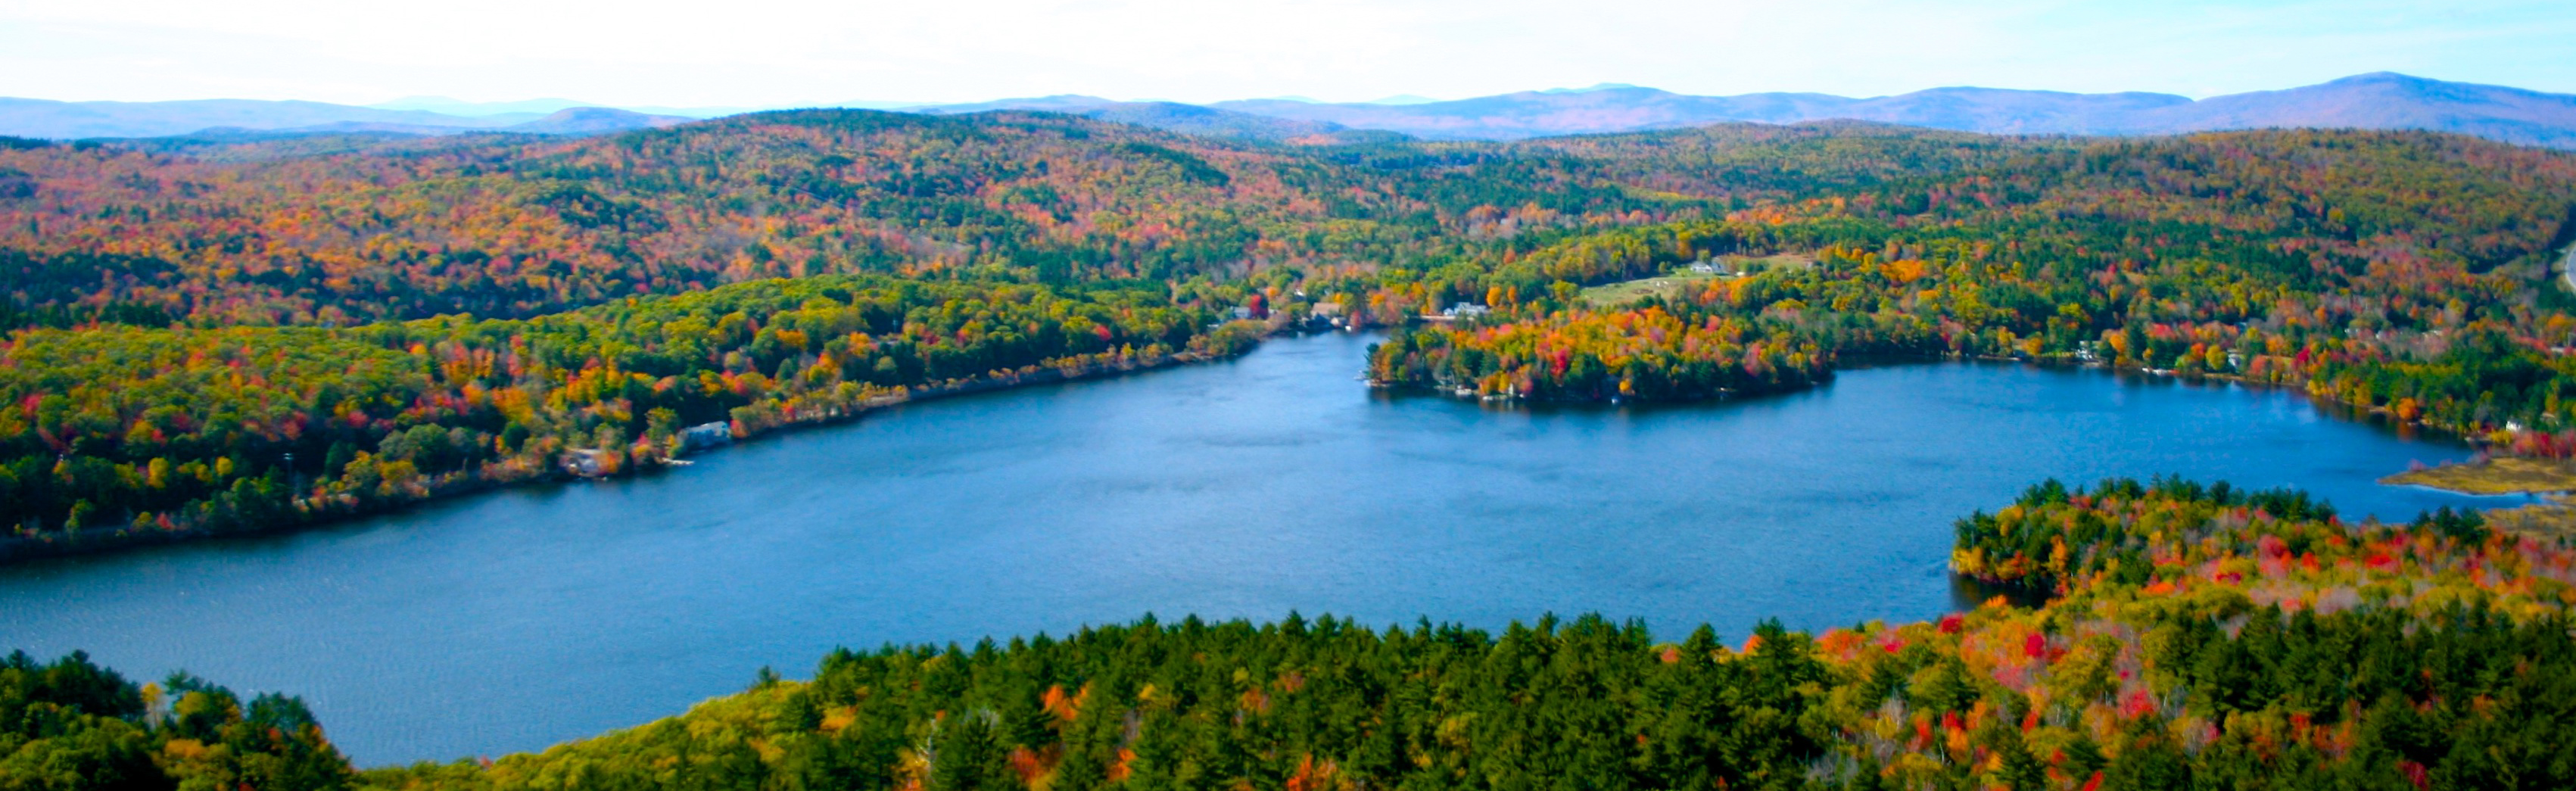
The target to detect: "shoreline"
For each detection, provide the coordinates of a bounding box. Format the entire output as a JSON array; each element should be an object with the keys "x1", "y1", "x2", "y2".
[
  {"x1": 1375, "y1": 343, "x2": 2493, "y2": 500},
  {"x1": 0, "y1": 325, "x2": 2485, "y2": 565},
  {"x1": 1372, "y1": 346, "x2": 2467, "y2": 439},
  {"x1": 0, "y1": 345, "x2": 1239, "y2": 566},
  {"x1": 2375, "y1": 240, "x2": 2576, "y2": 500}
]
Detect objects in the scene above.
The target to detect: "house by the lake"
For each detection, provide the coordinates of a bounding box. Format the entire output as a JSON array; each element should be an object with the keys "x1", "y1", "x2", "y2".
[{"x1": 677, "y1": 422, "x2": 734, "y2": 456}]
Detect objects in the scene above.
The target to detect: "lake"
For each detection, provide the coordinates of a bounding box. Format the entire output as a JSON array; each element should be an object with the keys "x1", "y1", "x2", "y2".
[{"x1": 0, "y1": 332, "x2": 2486, "y2": 765}]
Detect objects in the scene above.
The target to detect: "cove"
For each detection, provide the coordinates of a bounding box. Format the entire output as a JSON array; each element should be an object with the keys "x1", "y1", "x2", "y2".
[{"x1": 0, "y1": 332, "x2": 2486, "y2": 765}]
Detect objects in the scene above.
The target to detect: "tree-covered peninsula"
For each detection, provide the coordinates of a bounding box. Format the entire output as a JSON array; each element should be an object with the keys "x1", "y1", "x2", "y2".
[{"x1": 1365, "y1": 132, "x2": 2576, "y2": 434}]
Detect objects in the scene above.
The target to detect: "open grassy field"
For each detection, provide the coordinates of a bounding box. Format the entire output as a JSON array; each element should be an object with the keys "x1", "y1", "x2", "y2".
[
  {"x1": 2381, "y1": 456, "x2": 2576, "y2": 494},
  {"x1": 1577, "y1": 253, "x2": 1817, "y2": 307},
  {"x1": 1578, "y1": 271, "x2": 1720, "y2": 307}
]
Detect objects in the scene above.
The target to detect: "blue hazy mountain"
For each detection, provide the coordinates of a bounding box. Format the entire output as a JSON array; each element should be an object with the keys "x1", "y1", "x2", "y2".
[
  {"x1": 6, "y1": 73, "x2": 2572, "y2": 148},
  {"x1": 0, "y1": 98, "x2": 693, "y2": 139},
  {"x1": 1195, "y1": 73, "x2": 2576, "y2": 147}
]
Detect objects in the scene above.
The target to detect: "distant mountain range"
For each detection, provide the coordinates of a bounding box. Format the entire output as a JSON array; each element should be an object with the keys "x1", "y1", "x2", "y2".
[
  {"x1": 366, "y1": 96, "x2": 762, "y2": 118},
  {"x1": 0, "y1": 99, "x2": 694, "y2": 139},
  {"x1": 922, "y1": 73, "x2": 2576, "y2": 149},
  {"x1": 5, "y1": 73, "x2": 2574, "y2": 148},
  {"x1": 906, "y1": 96, "x2": 1384, "y2": 142}
]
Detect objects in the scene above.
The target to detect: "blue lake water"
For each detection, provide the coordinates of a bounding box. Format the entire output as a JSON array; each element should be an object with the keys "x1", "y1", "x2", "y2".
[{"x1": 0, "y1": 332, "x2": 2487, "y2": 765}]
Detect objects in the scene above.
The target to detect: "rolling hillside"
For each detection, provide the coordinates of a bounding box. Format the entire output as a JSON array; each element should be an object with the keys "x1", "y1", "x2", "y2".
[{"x1": 0, "y1": 111, "x2": 2042, "y2": 325}]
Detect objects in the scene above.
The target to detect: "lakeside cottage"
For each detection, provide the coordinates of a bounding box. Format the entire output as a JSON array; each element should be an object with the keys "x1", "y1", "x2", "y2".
[
  {"x1": 560, "y1": 449, "x2": 609, "y2": 478},
  {"x1": 1303, "y1": 301, "x2": 1350, "y2": 329},
  {"x1": 677, "y1": 422, "x2": 735, "y2": 456}
]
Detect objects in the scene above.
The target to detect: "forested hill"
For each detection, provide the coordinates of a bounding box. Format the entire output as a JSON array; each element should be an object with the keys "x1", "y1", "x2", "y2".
[
  {"x1": 0, "y1": 114, "x2": 2045, "y2": 326},
  {"x1": 14, "y1": 111, "x2": 2570, "y2": 331},
  {"x1": 8, "y1": 114, "x2": 2576, "y2": 556},
  {"x1": 2, "y1": 110, "x2": 1391, "y2": 324}
]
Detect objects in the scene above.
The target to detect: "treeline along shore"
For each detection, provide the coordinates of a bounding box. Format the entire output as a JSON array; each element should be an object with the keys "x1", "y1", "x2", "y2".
[
  {"x1": 0, "y1": 274, "x2": 1266, "y2": 562},
  {"x1": 8, "y1": 111, "x2": 2576, "y2": 557}
]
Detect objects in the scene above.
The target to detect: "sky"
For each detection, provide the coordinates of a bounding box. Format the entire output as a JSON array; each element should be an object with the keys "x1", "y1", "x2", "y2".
[{"x1": 2, "y1": 0, "x2": 2571, "y2": 107}]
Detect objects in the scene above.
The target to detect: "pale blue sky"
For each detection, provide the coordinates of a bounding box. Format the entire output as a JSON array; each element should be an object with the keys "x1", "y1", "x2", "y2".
[{"x1": 2, "y1": 0, "x2": 2569, "y2": 106}]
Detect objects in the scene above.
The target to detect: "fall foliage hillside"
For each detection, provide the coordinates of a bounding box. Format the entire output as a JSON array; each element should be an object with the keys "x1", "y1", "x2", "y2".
[
  {"x1": 1368, "y1": 131, "x2": 2576, "y2": 436},
  {"x1": 0, "y1": 116, "x2": 2105, "y2": 328}
]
